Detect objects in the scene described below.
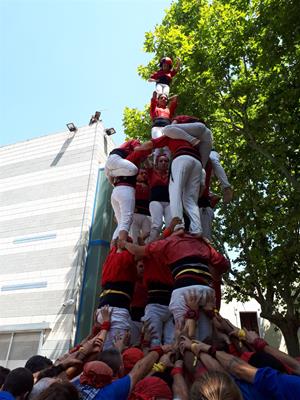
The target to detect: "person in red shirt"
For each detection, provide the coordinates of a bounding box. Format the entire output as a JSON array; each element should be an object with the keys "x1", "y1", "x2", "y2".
[
  {"x1": 124, "y1": 233, "x2": 230, "y2": 341},
  {"x1": 150, "y1": 91, "x2": 178, "y2": 140},
  {"x1": 105, "y1": 139, "x2": 141, "y2": 180},
  {"x1": 146, "y1": 154, "x2": 172, "y2": 242},
  {"x1": 108, "y1": 143, "x2": 150, "y2": 247},
  {"x1": 130, "y1": 169, "x2": 151, "y2": 243},
  {"x1": 148, "y1": 57, "x2": 180, "y2": 96},
  {"x1": 141, "y1": 255, "x2": 175, "y2": 346},
  {"x1": 97, "y1": 243, "x2": 137, "y2": 349},
  {"x1": 134, "y1": 136, "x2": 204, "y2": 236},
  {"x1": 163, "y1": 115, "x2": 213, "y2": 168}
]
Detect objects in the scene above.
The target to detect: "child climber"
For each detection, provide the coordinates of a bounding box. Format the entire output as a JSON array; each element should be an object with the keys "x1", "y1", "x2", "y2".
[{"x1": 148, "y1": 57, "x2": 180, "y2": 97}]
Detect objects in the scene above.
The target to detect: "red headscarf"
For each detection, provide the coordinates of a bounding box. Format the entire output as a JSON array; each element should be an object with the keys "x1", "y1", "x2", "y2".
[
  {"x1": 80, "y1": 361, "x2": 113, "y2": 389},
  {"x1": 129, "y1": 376, "x2": 172, "y2": 400},
  {"x1": 122, "y1": 348, "x2": 144, "y2": 375}
]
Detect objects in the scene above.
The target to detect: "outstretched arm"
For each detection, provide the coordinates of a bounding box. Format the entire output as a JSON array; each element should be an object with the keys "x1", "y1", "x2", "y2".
[{"x1": 124, "y1": 242, "x2": 146, "y2": 257}]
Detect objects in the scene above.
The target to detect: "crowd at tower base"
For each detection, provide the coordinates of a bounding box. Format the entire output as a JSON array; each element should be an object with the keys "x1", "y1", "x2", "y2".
[{"x1": 1, "y1": 57, "x2": 300, "y2": 400}]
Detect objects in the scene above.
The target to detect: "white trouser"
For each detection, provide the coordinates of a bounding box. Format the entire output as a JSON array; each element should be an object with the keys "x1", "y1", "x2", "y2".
[
  {"x1": 105, "y1": 154, "x2": 138, "y2": 178},
  {"x1": 142, "y1": 303, "x2": 174, "y2": 345},
  {"x1": 209, "y1": 150, "x2": 231, "y2": 189},
  {"x1": 96, "y1": 307, "x2": 132, "y2": 349},
  {"x1": 169, "y1": 285, "x2": 215, "y2": 341},
  {"x1": 200, "y1": 207, "x2": 215, "y2": 241},
  {"x1": 155, "y1": 83, "x2": 170, "y2": 96},
  {"x1": 111, "y1": 186, "x2": 135, "y2": 239},
  {"x1": 169, "y1": 155, "x2": 202, "y2": 234},
  {"x1": 130, "y1": 213, "x2": 151, "y2": 243},
  {"x1": 151, "y1": 126, "x2": 164, "y2": 139},
  {"x1": 163, "y1": 123, "x2": 213, "y2": 167},
  {"x1": 148, "y1": 201, "x2": 172, "y2": 242}
]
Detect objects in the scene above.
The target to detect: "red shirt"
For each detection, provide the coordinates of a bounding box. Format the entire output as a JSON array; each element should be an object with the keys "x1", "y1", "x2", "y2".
[
  {"x1": 150, "y1": 69, "x2": 177, "y2": 85},
  {"x1": 135, "y1": 182, "x2": 150, "y2": 201},
  {"x1": 119, "y1": 139, "x2": 141, "y2": 154},
  {"x1": 101, "y1": 247, "x2": 137, "y2": 286},
  {"x1": 131, "y1": 280, "x2": 148, "y2": 308},
  {"x1": 126, "y1": 149, "x2": 151, "y2": 167},
  {"x1": 146, "y1": 168, "x2": 169, "y2": 189},
  {"x1": 143, "y1": 256, "x2": 174, "y2": 287},
  {"x1": 145, "y1": 234, "x2": 230, "y2": 277},
  {"x1": 151, "y1": 136, "x2": 194, "y2": 154},
  {"x1": 150, "y1": 97, "x2": 177, "y2": 120}
]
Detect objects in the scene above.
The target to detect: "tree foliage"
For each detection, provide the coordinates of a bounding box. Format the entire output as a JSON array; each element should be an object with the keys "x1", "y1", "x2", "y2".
[{"x1": 123, "y1": 0, "x2": 300, "y2": 354}]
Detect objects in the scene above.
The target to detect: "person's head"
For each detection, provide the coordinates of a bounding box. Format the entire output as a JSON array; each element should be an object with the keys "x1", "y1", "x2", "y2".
[
  {"x1": 190, "y1": 371, "x2": 243, "y2": 400},
  {"x1": 35, "y1": 382, "x2": 79, "y2": 400},
  {"x1": 96, "y1": 348, "x2": 122, "y2": 377},
  {"x1": 129, "y1": 376, "x2": 172, "y2": 400},
  {"x1": 0, "y1": 366, "x2": 10, "y2": 387},
  {"x1": 137, "y1": 168, "x2": 148, "y2": 183},
  {"x1": 160, "y1": 57, "x2": 173, "y2": 71},
  {"x1": 156, "y1": 154, "x2": 169, "y2": 171},
  {"x1": 158, "y1": 94, "x2": 168, "y2": 108},
  {"x1": 3, "y1": 367, "x2": 34, "y2": 399},
  {"x1": 25, "y1": 355, "x2": 53, "y2": 374},
  {"x1": 136, "y1": 260, "x2": 144, "y2": 278},
  {"x1": 122, "y1": 348, "x2": 144, "y2": 375},
  {"x1": 80, "y1": 361, "x2": 113, "y2": 389}
]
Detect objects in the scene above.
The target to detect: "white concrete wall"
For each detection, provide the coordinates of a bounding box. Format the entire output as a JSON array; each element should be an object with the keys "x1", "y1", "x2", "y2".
[{"x1": 0, "y1": 123, "x2": 115, "y2": 364}]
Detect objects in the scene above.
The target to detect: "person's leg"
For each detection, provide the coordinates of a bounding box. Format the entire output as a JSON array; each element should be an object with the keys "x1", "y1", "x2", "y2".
[
  {"x1": 141, "y1": 215, "x2": 151, "y2": 240},
  {"x1": 168, "y1": 156, "x2": 187, "y2": 230},
  {"x1": 163, "y1": 313, "x2": 175, "y2": 345},
  {"x1": 209, "y1": 150, "x2": 231, "y2": 190},
  {"x1": 161, "y1": 84, "x2": 170, "y2": 97},
  {"x1": 117, "y1": 186, "x2": 135, "y2": 242},
  {"x1": 130, "y1": 213, "x2": 141, "y2": 243},
  {"x1": 155, "y1": 83, "x2": 163, "y2": 95},
  {"x1": 200, "y1": 207, "x2": 214, "y2": 241},
  {"x1": 105, "y1": 154, "x2": 138, "y2": 177},
  {"x1": 162, "y1": 202, "x2": 172, "y2": 226},
  {"x1": 111, "y1": 188, "x2": 121, "y2": 240},
  {"x1": 97, "y1": 307, "x2": 131, "y2": 349},
  {"x1": 182, "y1": 158, "x2": 202, "y2": 235},
  {"x1": 142, "y1": 304, "x2": 164, "y2": 346},
  {"x1": 149, "y1": 201, "x2": 164, "y2": 241},
  {"x1": 151, "y1": 126, "x2": 164, "y2": 139}
]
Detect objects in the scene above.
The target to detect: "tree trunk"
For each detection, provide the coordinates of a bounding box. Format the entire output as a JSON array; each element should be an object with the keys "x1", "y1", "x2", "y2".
[{"x1": 277, "y1": 320, "x2": 300, "y2": 357}]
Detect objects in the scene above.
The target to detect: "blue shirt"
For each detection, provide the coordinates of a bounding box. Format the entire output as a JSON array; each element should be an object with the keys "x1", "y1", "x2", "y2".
[
  {"x1": 0, "y1": 392, "x2": 15, "y2": 400},
  {"x1": 75, "y1": 375, "x2": 131, "y2": 400},
  {"x1": 254, "y1": 367, "x2": 300, "y2": 400}
]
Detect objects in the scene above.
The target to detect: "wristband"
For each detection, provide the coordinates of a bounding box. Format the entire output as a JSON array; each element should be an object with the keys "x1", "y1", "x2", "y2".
[
  {"x1": 253, "y1": 338, "x2": 268, "y2": 351},
  {"x1": 100, "y1": 321, "x2": 111, "y2": 331},
  {"x1": 151, "y1": 346, "x2": 164, "y2": 358},
  {"x1": 191, "y1": 342, "x2": 200, "y2": 357},
  {"x1": 185, "y1": 309, "x2": 199, "y2": 320},
  {"x1": 152, "y1": 362, "x2": 166, "y2": 373},
  {"x1": 238, "y1": 329, "x2": 246, "y2": 340},
  {"x1": 171, "y1": 367, "x2": 183, "y2": 376}
]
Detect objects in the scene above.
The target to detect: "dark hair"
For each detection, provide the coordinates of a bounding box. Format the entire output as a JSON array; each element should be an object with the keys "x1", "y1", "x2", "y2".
[
  {"x1": 3, "y1": 367, "x2": 34, "y2": 397},
  {"x1": 0, "y1": 366, "x2": 10, "y2": 386},
  {"x1": 249, "y1": 351, "x2": 287, "y2": 373},
  {"x1": 25, "y1": 355, "x2": 53, "y2": 373},
  {"x1": 190, "y1": 371, "x2": 243, "y2": 400},
  {"x1": 35, "y1": 382, "x2": 79, "y2": 400},
  {"x1": 96, "y1": 348, "x2": 122, "y2": 375}
]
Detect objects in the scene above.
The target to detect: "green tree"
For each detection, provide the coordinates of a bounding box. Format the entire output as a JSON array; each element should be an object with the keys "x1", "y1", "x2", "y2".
[{"x1": 123, "y1": 0, "x2": 300, "y2": 355}]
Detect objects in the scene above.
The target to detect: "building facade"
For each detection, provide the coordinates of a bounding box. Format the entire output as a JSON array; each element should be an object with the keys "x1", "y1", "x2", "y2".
[{"x1": 0, "y1": 122, "x2": 115, "y2": 368}]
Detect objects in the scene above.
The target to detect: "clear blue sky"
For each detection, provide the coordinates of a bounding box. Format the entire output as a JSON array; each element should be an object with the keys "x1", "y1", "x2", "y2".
[{"x1": 0, "y1": 0, "x2": 172, "y2": 147}]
